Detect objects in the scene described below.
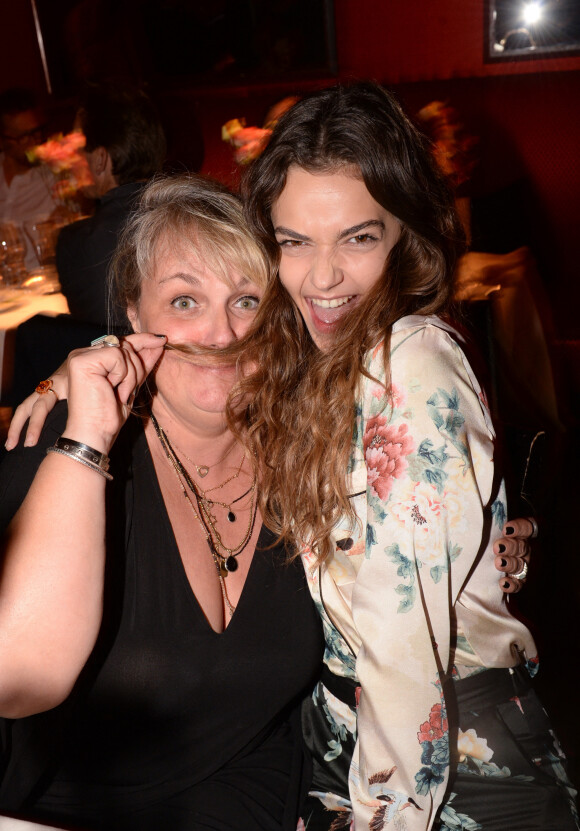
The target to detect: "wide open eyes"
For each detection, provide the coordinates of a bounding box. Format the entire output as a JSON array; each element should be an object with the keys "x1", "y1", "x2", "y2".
[
  {"x1": 171, "y1": 295, "x2": 197, "y2": 310},
  {"x1": 234, "y1": 294, "x2": 261, "y2": 310}
]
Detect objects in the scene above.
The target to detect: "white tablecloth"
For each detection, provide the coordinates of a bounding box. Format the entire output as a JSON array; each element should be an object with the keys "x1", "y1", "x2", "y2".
[
  {"x1": 0, "y1": 291, "x2": 69, "y2": 402},
  {"x1": 0, "y1": 819, "x2": 65, "y2": 830}
]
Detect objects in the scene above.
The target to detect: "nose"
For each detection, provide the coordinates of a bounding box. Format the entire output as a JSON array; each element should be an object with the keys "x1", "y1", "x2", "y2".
[
  {"x1": 202, "y1": 305, "x2": 237, "y2": 348},
  {"x1": 310, "y1": 247, "x2": 344, "y2": 292}
]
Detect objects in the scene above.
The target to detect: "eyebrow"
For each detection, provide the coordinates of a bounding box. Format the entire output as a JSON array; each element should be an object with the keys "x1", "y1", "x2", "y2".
[
  {"x1": 273, "y1": 219, "x2": 385, "y2": 242},
  {"x1": 158, "y1": 272, "x2": 202, "y2": 287},
  {"x1": 157, "y1": 272, "x2": 254, "y2": 290}
]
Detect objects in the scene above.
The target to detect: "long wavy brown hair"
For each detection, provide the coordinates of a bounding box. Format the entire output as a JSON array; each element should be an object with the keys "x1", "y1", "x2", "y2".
[{"x1": 232, "y1": 83, "x2": 465, "y2": 561}]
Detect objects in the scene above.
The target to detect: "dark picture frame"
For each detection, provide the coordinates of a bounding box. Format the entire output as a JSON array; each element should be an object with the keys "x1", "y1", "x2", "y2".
[{"x1": 484, "y1": 0, "x2": 580, "y2": 62}]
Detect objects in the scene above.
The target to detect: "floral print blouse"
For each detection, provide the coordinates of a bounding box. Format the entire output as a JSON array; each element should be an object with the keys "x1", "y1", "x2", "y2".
[{"x1": 300, "y1": 316, "x2": 537, "y2": 831}]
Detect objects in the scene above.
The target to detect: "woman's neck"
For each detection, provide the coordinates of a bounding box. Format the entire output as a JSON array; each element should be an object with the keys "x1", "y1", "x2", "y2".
[{"x1": 148, "y1": 397, "x2": 240, "y2": 470}]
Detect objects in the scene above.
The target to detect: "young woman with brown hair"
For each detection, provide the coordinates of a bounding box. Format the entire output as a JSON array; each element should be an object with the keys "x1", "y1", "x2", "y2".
[{"x1": 233, "y1": 82, "x2": 576, "y2": 830}]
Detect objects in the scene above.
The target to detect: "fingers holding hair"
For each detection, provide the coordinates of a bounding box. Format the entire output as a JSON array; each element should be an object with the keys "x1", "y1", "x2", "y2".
[
  {"x1": 4, "y1": 335, "x2": 166, "y2": 452},
  {"x1": 114, "y1": 333, "x2": 166, "y2": 406}
]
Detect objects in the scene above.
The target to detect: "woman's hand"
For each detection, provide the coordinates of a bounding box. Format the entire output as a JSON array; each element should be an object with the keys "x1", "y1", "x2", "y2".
[
  {"x1": 495, "y1": 517, "x2": 536, "y2": 593},
  {"x1": 62, "y1": 333, "x2": 166, "y2": 454},
  {"x1": 5, "y1": 363, "x2": 69, "y2": 450},
  {"x1": 5, "y1": 334, "x2": 165, "y2": 452}
]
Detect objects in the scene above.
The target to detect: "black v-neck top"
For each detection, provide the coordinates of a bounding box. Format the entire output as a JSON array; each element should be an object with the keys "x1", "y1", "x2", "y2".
[{"x1": 0, "y1": 405, "x2": 323, "y2": 830}]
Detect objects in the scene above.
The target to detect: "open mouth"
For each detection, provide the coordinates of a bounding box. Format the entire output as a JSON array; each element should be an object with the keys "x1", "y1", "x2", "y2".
[{"x1": 308, "y1": 295, "x2": 356, "y2": 329}]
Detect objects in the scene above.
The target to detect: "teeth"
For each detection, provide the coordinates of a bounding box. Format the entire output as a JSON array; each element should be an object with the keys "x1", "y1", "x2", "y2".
[{"x1": 311, "y1": 296, "x2": 353, "y2": 309}]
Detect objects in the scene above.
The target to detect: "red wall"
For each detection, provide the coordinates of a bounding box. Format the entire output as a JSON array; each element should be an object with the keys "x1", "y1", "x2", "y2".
[
  {"x1": 334, "y1": 0, "x2": 580, "y2": 81},
  {"x1": 1, "y1": 0, "x2": 49, "y2": 94}
]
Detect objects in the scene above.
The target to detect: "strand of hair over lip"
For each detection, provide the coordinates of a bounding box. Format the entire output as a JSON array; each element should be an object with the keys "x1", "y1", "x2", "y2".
[{"x1": 161, "y1": 340, "x2": 244, "y2": 367}]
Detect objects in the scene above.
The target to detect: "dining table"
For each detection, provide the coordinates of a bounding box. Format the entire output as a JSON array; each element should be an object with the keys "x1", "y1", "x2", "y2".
[
  {"x1": 0, "y1": 817, "x2": 65, "y2": 830},
  {"x1": 0, "y1": 288, "x2": 69, "y2": 404}
]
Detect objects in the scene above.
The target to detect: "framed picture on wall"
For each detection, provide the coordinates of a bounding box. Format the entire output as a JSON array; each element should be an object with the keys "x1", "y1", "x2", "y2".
[{"x1": 485, "y1": 0, "x2": 580, "y2": 61}]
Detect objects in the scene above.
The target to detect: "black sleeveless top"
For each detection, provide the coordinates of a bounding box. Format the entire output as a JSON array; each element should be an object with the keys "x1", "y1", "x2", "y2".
[{"x1": 0, "y1": 405, "x2": 323, "y2": 830}]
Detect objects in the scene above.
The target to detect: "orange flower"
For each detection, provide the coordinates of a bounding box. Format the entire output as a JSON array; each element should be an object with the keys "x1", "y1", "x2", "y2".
[
  {"x1": 222, "y1": 119, "x2": 272, "y2": 164},
  {"x1": 31, "y1": 131, "x2": 86, "y2": 173}
]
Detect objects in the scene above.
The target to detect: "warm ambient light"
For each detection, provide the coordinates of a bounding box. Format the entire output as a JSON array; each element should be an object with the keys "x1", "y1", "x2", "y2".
[{"x1": 522, "y1": 1, "x2": 542, "y2": 25}]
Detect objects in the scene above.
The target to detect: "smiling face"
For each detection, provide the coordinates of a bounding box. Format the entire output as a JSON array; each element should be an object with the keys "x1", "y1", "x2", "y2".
[
  {"x1": 127, "y1": 234, "x2": 262, "y2": 426},
  {"x1": 271, "y1": 166, "x2": 401, "y2": 348}
]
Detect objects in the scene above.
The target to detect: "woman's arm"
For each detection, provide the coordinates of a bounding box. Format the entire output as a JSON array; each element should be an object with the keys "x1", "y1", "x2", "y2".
[
  {"x1": 0, "y1": 335, "x2": 165, "y2": 718},
  {"x1": 348, "y1": 322, "x2": 507, "y2": 830},
  {"x1": 4, "y1": 334, "x2": 164, "y2": 451}
]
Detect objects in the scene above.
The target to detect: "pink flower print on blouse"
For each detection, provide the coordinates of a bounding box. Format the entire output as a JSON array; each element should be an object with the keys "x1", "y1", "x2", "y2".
[
  {"x1": 371, "y1": 382, "x2": 406, "y2": 409},
  {"x1": 391, "y1": 383, "x2": 407, "y2": 409},
  {"x1": 363, "y1": 417, "x2": 414, "y2": 501},
  {"x1": 417, "y1": 702, "x2": 448, "y2": 744}
]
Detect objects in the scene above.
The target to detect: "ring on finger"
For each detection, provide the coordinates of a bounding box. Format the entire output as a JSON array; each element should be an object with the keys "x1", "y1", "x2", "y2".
[
  {"x1": 512, "y1": 561, "x2": 529, "y2": 581},
  {"x1": 91, "y1": 334, "x2": 120, "y2": 348},
  {"x1": 35, "y1": 378, "x2": 58, "y2": 398},
  {"x1": 526, "y1": 516, "x2": 539, "y2": 539}
]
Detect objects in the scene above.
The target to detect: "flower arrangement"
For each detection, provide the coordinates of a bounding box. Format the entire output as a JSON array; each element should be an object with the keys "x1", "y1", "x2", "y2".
[
  {"x1": 222, "y1": 96, "x2": 300, "y2": 165},
  {"x1": 27, "y1": 131, "x2": 92, "y2": 212},
  {"x1": 221, "y1": 118, "x2": 272, "y2": 165}
]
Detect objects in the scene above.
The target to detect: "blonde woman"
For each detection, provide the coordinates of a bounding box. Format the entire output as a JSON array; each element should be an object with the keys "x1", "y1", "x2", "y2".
[{"x1": 0, "y1": 175, "x2": 323, "y2": 830}]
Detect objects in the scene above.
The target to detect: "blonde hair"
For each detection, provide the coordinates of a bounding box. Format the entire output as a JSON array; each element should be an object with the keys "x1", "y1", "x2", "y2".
[{"x1": 110, "y1": 173, "x2": 271, "y2": 330}]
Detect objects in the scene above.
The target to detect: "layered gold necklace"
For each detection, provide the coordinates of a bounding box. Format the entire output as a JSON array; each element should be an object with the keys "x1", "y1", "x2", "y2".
[{"x1": 150, "y1": 412, "x2": 258, "y2": 617}]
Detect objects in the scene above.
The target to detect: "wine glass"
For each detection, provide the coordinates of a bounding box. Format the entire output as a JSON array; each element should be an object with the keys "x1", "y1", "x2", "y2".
[
  {"x1": 23, "y1": 219, "x2": 61, "y2": 293},
  {"x1": 0, "y1": 221, "x2": 28, "y2": 286}
]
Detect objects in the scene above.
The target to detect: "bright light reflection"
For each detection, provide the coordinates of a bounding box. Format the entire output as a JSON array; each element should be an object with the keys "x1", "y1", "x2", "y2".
[{"x1": 522, "y1": 2, "x2": 542, "y2": 25}]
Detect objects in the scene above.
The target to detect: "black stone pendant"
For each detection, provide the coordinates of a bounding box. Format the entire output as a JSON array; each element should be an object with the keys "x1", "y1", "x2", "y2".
[
  {"x1": 224, "y1": 555, "x2": 238, "y2": 573},
  {"x1": 227, "y1": 510, "x2": 236, "y2": 523}
]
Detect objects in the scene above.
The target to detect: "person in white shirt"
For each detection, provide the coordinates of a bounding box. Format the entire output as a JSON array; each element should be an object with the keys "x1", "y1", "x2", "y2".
[{"x1": 0, "y1": 88, "x2": 57, "y2": 271}]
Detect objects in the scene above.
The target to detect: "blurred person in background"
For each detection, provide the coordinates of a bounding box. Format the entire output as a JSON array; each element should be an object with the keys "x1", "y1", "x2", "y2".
[
  {"x1": 0, "y1": 88, "x2": 57, "y2": 271},
  {"x1": 9, "y1": 85, "x2": 166, "y2": 410},
  {"x1": 56, "y1": 83, "x2": 166, "y2": 328}
]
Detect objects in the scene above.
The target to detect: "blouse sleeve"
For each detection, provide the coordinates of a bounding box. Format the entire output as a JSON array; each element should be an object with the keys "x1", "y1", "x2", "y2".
[{"x1": 348, "y1": 322, "x2": 504, "y2": 830}]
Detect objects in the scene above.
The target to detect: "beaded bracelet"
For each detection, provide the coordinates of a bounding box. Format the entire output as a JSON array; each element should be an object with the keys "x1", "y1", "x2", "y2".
[{"x1": 46, "y1": 437, "x2": 113, "y2": 481}]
